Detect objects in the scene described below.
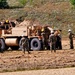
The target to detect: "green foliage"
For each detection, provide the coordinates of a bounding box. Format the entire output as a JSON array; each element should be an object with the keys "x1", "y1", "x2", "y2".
[
  {"x1": 0, "y1": 0, "x2": 9, "y2": 8},
  {"x1": 19, "y1": 0, "x2": 33, "y2": 6},
  {"x1": 19, "y1": 0, "x2": 28, "y2": 6},
  {"x1": 70, "y1": 0, "x2": 75, "y2": 5},
  {"x1": 30, "y1": 0, "x2": 33, "y2": 4}
]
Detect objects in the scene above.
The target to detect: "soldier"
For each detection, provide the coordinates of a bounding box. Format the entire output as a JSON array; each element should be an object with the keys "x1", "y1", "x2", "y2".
[
  {"x1": 68, "y1": 29, "x2": 74, "y2": 49},
  {"x1": 56, "y1": 30, "x2": 62, "y2": 50},
  {"x1": 57, "y1": 33, "x2": 62, "y2": 49},
  {"x1": 41, "y1": 28, "x2": 45, "y2": 50},
  {"x1": 20, "y1": 35, "x2": 30, "y2": 54},
  {"x1": 49, "y1": 31, "x2": 57, "y2": 52},
  {"x1": 3, "y1": 20, "x2": 12, "y2": 30}
]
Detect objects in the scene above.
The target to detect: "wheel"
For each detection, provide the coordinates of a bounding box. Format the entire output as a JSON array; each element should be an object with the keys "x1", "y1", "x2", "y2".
[
  {"x1": 11, "y1": 46, "x2": 19, "y2": 50},
  {"x1": 30, "y1": 38, "x2": 41, "y2": 50},
  {"x1": 0, "y1": 39, "x2": 5, "y2": 52}
]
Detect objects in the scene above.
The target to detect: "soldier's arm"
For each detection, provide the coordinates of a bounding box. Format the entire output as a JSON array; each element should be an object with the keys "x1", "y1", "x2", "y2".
[{"x1": 72, "y1": 33, "x2": 75, "y2": 38}]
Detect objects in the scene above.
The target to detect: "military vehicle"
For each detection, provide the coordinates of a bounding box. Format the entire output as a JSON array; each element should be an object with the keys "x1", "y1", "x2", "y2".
[{"x1": 0, "y1": 25, "x2": 53, "y2": 51}]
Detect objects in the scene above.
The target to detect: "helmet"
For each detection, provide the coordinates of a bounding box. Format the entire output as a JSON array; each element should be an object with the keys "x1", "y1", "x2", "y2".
[
  {"x1": 41, "y1": 28, "x2": 44, "y2": 32},
  {"x1": 68, "y1": 29, "x2": 71, "y2": 32},
  {"x1": 6, "y1": 20, "x2": 9, "y2": 23}
]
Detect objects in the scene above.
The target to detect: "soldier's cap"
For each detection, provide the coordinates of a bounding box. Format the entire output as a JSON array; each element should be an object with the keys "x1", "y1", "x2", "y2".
[
  {"x1": 51, "y1": 30, "x2": 54, "y2": 34},
  {"x1": 41, "y1": 28, "x2": 44, "y2": 32},
  {"x1": 68, "y1": 29, "x2": 71, "y2": 32},
  {"x1": 6, "y1": 20, "x2": 9, "y2": 23}
]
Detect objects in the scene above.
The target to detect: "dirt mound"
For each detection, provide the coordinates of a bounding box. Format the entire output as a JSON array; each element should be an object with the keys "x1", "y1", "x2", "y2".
[
  {"x1": 16, "y1": 19, "x2": 41, "y2": 28},
  {"x1": 16, "y1": 20, "x2": 32, "y2": 27}
]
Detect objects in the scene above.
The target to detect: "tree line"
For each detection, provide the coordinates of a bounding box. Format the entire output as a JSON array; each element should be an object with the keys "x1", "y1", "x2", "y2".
[{"x1": 0, "y1": 0, "x2": 9, "y2": 8}]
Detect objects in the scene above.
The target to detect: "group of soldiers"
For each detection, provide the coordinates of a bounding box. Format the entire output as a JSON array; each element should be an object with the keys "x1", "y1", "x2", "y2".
[
  {"x1": 19, "y1": 28, "x2": 75, "y2": 54},
  {"x1": 41, "y1": 29, "x2": 74, "y2": 53},
  {"x1": 49, "y1": 30, "x2": 60, "y2": 52},
  {"x1": 41, "y1": 29, "x2": 62, "y2": 53}
]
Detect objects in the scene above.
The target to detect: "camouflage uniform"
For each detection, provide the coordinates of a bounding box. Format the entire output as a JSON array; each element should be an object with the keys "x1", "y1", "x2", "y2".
[
  {"x1": 68, "y1": 31, "x2": 74, "y2": 49},
  {"x1": 20, "y1": 37, "x2": 30, "y2": 54},
  {"x1": 56, "y1": 34, "x2": 62, "y2": 50},
  {"x1": 41, "y1": 31, "x2": 45, "y2": 50},
  {"x1": 49, "y1": 33, "x2": 57, "y2": 52}
]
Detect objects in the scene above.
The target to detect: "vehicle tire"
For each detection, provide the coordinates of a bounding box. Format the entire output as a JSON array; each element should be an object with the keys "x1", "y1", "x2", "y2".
[
  {"x1": 0, "y1": 39, "x2": 5, "y2": 52},
  {"x1": 11, "y1": 46, "x2": 19, "y2": 50},
  {"x1": 30, "y1": 38, "x2": 41, "y2": 50}
]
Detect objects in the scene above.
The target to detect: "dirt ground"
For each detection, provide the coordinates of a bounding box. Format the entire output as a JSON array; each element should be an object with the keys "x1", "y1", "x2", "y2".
[{"x1": 0, "y1": 38, "x2": 75, "y2": 72}]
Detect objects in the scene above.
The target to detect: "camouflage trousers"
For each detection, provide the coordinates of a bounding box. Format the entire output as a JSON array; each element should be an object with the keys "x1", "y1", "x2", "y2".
[
  {"x1": 22, "y1": 45, "x2": 30, "y2": 54},
  {"x1": 50, "y1": 43, "x2": 56, "y2": 52},
  {"x1": 70, "y1": 39, "x2": 74, "y2": 49}
]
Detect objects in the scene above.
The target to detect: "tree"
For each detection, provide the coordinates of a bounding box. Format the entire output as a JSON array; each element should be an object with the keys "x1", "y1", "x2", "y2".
[
  {"x1": 0, "y1": 0, "x2": 9, "y2": 8},
  {"x1": 70, "y1": 0, "x2": 75, "y2": 6}
]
